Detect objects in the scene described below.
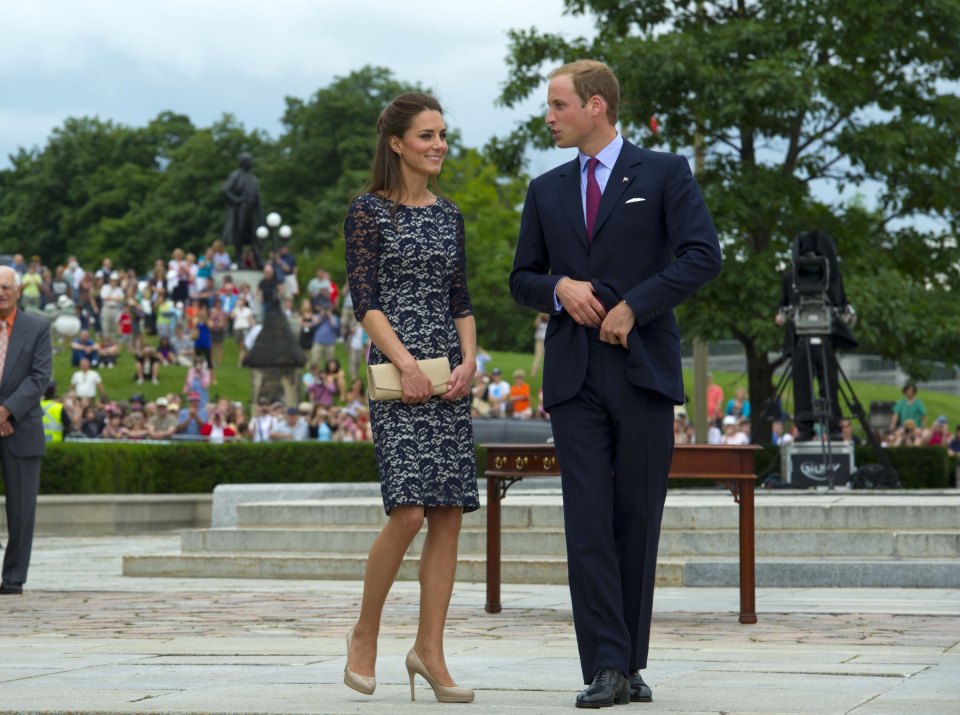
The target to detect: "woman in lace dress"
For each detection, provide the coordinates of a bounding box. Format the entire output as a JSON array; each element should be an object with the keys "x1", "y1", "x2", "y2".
[{"x1": 342, "y1": 93, "x2": 477, "y2": 703}]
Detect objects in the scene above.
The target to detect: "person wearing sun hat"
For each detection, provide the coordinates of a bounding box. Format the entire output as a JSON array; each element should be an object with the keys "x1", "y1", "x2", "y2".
[
  {"x1": 486, "y1": 368, "x2": 510, "y2": 417},
  {"x1": 175, "y1": 391, "x2": 206, "y2": 436},
  {"x1": 147, "y1": 397, "x2": 177, "y2": 440},
  {"x1": 927, "y1": 415, "x2": 949, "y2": 446}
]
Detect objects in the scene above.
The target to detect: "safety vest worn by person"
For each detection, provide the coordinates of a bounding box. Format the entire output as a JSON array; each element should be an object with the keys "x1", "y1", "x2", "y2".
[{"x1": 41, "y1": 399, "x2": 64, "y2": 442}]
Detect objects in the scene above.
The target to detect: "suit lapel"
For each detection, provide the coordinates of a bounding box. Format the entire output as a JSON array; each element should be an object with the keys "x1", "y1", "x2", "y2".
[
  {"x1": 557, "y1": 157, "x2": 590, "y2": 249},
  {"x1": 593, "y1": 141, "x2": 645, "y2": 241}
]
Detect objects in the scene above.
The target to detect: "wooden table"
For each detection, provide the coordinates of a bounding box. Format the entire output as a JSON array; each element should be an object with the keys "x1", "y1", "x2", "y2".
[{"x1": 482, "y1": 443, "x2": 760, "y2": 624}]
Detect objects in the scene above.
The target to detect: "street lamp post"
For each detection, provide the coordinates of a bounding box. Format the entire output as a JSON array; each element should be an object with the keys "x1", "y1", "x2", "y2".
[
  {"x1": 242, "y1": 211, "x2": 306, "y2": 408},
  {"x1": 255, "y1": 212, "x2": 292, "y2": 272}
]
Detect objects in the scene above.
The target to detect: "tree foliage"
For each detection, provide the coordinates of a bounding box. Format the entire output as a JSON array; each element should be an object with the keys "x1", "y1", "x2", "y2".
[
  {"x1": 0, "y1": 66, "x2": 531, "y2": 350},
  {"x1": 0, "y1": 112, "x2": 269, "y2": 268},
  {"x1": 443, "y1": 147, "x2": 533, "y2": 351},
  {"x1": 495, "y1": 0, "x2": 960, "y2": 437},
  {"x1": 265, "y1": 66, "x2": 418, "y2": 254}
]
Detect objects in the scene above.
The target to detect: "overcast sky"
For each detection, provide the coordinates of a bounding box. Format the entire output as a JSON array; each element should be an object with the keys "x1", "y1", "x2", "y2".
[{"x1": 1, "y1": 0, "x2": 595, "y2": 173}]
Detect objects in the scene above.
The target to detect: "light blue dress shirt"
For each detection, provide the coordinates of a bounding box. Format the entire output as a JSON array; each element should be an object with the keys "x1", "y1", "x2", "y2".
[{"x1": 578, "y1": 133, "x2": 624, "y2": 223}]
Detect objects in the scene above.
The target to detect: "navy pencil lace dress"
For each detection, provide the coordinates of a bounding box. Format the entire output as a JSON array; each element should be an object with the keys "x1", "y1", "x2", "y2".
[{"x1": 344, "y1": 193, "x2": 479, "y2": 515}]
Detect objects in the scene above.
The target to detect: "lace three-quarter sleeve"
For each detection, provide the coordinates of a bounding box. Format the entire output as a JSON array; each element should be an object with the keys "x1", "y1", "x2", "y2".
[
  {"x1": 449, "y1": 208, "x2": 473, "y2": 319},
  {"x1": 344, "y1": 195, "x2": 381, "y2": 322}
]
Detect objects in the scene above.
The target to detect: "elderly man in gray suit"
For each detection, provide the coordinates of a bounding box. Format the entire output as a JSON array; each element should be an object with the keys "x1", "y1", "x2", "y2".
[{"x1": 0, "y1": 266, "x2": 52, "y2": 595}]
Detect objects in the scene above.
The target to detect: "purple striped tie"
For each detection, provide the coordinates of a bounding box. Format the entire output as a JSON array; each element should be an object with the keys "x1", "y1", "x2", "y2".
[
  {"x1": 0, "y1": 321, "x2": 7, "y2": 385},
  {"x1": 585, "y1": 157, "x2": 601, "y2": 240}
]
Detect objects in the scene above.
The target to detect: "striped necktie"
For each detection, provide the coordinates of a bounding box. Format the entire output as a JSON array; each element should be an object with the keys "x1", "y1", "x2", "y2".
[
  {"x1": 0, "y1": 321, "x2": 8, "y2": 385},
  {"x1": 585, "y1": 157, "x2": 601, "y2": 240}
]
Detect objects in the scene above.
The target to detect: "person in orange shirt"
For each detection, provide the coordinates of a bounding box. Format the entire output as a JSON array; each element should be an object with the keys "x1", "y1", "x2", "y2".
[
  {"x1": 706, "y1": 372, "x2": 724, "y2": 427},
  {"x1": 509, "y1": 369, "x2": 533, "y2": 419}
]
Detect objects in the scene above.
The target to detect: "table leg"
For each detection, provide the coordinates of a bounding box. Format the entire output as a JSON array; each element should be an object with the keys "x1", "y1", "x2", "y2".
[
  {"x1": 485, "y1": 474, "x2": 503, "y2": 613},
  {"x1": 738, "y1": 479, "x2": 758, "y2": 624}
]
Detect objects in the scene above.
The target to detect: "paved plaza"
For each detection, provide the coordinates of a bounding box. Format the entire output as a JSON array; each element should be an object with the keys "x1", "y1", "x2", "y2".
[{"x1": 0, "y1": 534, "x2": 958, "y2": 714}]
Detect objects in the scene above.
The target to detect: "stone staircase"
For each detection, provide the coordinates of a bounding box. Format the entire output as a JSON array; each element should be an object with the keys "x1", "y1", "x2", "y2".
[{"x1": 122, "y1": 490, "x2": 960, "y2": 587}]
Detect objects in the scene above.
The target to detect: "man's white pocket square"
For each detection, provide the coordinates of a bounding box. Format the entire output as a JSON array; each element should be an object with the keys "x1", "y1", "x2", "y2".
[{"x1": 625, "y1": 197, "x2": 646, "y2": 204}]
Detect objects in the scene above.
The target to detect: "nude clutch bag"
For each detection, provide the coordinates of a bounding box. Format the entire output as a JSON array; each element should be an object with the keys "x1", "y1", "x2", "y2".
[{"x1": 367, "y1": 357, "x2": 451, "y2": 401}]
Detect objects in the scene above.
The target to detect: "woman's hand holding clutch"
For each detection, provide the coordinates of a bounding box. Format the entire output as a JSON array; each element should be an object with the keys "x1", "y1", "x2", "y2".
[
  {"x1": 441, "y1": 362, "x2": 475, "y2": 401},
  {"x1": 401, "y1": 368, "x2": 433, "y2": 404}
]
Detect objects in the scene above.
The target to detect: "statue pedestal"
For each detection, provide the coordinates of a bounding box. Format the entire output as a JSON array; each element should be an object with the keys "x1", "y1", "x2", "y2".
[{"x1": 242, "y1": 307, "x2": 306, "y2": 408}]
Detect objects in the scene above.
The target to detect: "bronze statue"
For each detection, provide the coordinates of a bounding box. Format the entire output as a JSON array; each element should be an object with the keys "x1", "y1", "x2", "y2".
[{"x1": 222, "y1": 152, "x2": 264, "y2": 267}]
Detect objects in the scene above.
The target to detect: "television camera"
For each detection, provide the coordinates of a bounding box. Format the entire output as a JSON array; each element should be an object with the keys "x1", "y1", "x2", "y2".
[
  {"x1": 762, "y1": 230, "x2": 897, "y2": 489},
  {"x1": 779, "y1": 252, "x2": 856, "y2": 337}
]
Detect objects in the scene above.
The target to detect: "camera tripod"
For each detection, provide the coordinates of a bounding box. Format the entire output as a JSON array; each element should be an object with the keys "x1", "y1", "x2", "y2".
[{"x1": 760, "y1": 333, "x2": 896, "y2": 489}]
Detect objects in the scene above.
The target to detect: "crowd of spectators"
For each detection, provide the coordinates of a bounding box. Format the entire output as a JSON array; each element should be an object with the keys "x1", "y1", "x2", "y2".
[
  {"x1": 674, "y1": 378, "x2": 955, "y2": 450},
  {"x1": 469, "y1": 363, "x2": 544, "y2": 420},
  {"x1": 13, "y1": 251, "x2": 956, "y2": 447},
  {"x1": 880, "y1": 382, "x2": 956, "y2": 448},
  {"x1": 15, "y1": 247, "x2": 376, "y2": 444}
]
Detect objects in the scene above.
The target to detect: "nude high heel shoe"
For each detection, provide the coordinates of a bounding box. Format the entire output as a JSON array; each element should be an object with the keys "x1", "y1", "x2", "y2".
[
  {"x1": 344, "y1": 626, "x2": 375, "y2": 695},
  {"x1": 405, "y1": 648, "x2": 474, "y2": 703}
]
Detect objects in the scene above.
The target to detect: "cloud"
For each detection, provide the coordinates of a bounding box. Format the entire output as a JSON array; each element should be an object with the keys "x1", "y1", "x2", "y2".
[{"x1": 0, "y1": 1, "x2": 593, "y2": 166}]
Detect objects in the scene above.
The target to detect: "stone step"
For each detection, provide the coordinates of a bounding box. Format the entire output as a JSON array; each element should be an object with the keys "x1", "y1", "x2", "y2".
[
  {"x1": 2, "y1": 494, "x2": 212, "y2": 535},
  {"x1": 121, "y1": 550, "x2": 960, "y2": 588},
  {"x1": 180, "y1": 526, "x2": 960, "y2": 559},
  {"x1": 665, "y1": 529, "x2": 960, "y2": 558},
  {"x1": 183, "y1": 526, "x2": 566, "y2": 557},
  {"x1": 126, "y1": 491, "x2": 960, "y2": 588},
  {"x1": 235, "y1": 496, "x2": 960, "y2": 531},
  {"x1": 234, "y1": 500, "x2": 565, "y2": 528},
  {"x1": 685, "y1": 558, "x2": 960, "y2": 588},
  {"x1": 124, "y1": 552, "x2": 672, "y2": 585}
]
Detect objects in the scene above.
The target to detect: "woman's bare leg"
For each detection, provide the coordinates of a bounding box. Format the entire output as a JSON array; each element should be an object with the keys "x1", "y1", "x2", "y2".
[{"x1": 348, "y1": 506, "x2": 425, "y2": 676}]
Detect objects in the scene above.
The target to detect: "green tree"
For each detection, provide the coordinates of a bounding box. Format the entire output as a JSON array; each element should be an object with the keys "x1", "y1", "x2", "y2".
[
  {"x1": 0, "y1": 66, "x2": 533, "y2": 354},
  {"x1": 444, "y1": 147, "x2": 532, "y2": 351},
  {"x1": 273, "y1": 67, "x2": 532, "y2": 350},
  {"x1": 0, "y1": 112, "x2": 268, "y2": 269},
  {"x1": 496, "y1": 0, "x2": 960, "y2": 440},
  {"x1": 131, "y1": 114, "x2": 271, "y2": 263},
  {"x1": 267, "y1": 66, "x2": 418, "y2": 255},
  {"x1": 0, "y1": 117, "x2": 158, "y2": 267}
]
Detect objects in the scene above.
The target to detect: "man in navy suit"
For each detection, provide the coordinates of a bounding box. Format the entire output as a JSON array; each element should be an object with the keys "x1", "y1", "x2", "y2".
[{"x1": 510, "y1": 60, "x2": 721, "y2": 708}]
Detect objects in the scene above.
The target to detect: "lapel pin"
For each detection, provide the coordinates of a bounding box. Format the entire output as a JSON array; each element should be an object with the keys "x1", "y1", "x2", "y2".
[{"x1": 622, "y1": 176, "x2": 628, "y2": 183}]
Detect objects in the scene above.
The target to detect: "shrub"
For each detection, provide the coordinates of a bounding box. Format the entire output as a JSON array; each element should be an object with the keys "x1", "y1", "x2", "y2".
[
  {"x1": 854, "y1": 444, "x2": 952, "y2": 489},
  {"x1": 3, "y1": 442, "x2": 948, "y2": 496},
  {"x1": 30, "y1": 442, "x2": 380, "y2": 495}
]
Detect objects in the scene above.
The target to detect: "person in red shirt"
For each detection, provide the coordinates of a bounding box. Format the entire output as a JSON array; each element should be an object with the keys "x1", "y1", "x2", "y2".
[
  {"x1": 117, "y1": 304, "x2": 133, "y2": 351},
  {"x1": 706, "y1": 372, "x2": 724, "y2": 426},
  {"x1": 327, "y1": 277, "x2": 340, "y2": 308},
  {"x1": 927, "y1": 415, "x2": 949, "y2": 446},
  {"x1": 200, "y1": 409, "x2": 237, "y2": 444}
]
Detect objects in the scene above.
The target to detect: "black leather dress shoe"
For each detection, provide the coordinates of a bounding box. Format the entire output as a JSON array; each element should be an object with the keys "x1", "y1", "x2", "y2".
[
  {"x1": 0, "y1": 584, "x2": 23, "y2": 595},
  {"x1": 575, "y1": 668, "x2": 629, "y2": 708},
  {"x1": 629, "y1": 671, "x2": 653, "y2": 702}
]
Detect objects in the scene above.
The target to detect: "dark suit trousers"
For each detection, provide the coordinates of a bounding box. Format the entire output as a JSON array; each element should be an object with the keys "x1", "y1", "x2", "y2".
[
  {"x1": 550, "y1": 333, "x2": 674, "y2": 683},
  {"x1": 1, "y1": 440, "x2": 41, "y2": 587}
]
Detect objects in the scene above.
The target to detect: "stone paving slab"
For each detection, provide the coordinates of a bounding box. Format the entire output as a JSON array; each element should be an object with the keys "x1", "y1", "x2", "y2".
[{"x1": 0, "y1": 534, "x2": 957, "y2": 713}]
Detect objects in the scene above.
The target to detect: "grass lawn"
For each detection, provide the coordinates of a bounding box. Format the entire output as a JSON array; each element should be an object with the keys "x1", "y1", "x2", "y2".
[
  {"x1": 53, "y1": 333, "x2": 960, "y2": 431},
  {"x1": 53, "y1": 332, "x2": 352, "y2": 406}
]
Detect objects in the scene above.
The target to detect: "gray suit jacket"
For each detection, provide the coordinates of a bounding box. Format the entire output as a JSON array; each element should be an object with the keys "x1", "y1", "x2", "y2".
[{"x1": 0, "y1": 311, "x2": 52, "y2": 457}]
